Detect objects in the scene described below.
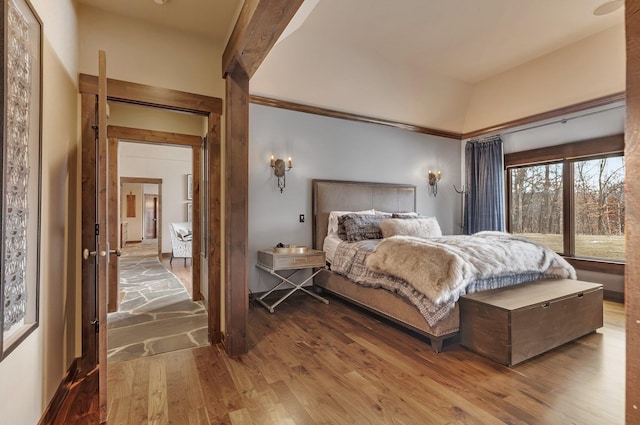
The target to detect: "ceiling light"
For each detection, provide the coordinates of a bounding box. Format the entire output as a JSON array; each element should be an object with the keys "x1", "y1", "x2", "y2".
[
  {"x1": 593, "y1": 0, "x2": 623, "y2": 16},
  {"x1": 154, "y1": 0, "x2": 167, "y2": 4}
]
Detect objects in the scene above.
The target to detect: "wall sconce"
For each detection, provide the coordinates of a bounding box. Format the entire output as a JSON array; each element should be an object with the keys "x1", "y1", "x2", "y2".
[
  {"x1": 270, "y1": 155, "x2": 292, "y2": 193},
  {"x1": 428, "y1": 170, "x2": 441, "y2": 196}
]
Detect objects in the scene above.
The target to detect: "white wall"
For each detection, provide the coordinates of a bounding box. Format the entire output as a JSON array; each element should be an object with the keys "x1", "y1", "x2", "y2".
[
  {"x1": 252, "y1": 30, "x2": 472, "y2": 133},
  {"x1": 249, "y1": 104, "x2": 462, "y2": 293},
  {"x1": 464, "y1": 24, "x2": 625, "y2": 133},
  {"x1": 108, "y1": 102, "x2": 207, "y2": 136},
  {"x1": 77, "y1": 5, "x2": 225, "y2": 97},
  {"x1": 119, "y1": 143, "x2": 193, "y2": 253},
  {"x1": 0, "y1": 1, "x2": 80, "y2": 424}
]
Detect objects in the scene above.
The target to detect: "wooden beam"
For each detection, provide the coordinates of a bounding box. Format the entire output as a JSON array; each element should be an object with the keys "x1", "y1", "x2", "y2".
[
  {"x1": 208, "y1": 113, "x2": 222, "y2": 344},
  {"x1": 626, "y1": 0, "x2": 640, "y2": 422},
  {"x1": 224, "y1": 66, "x2": 250, "y2": 356},
  {"x1": 222, "y1": 0, "x2": 303, "y2": 78},
  {"x1": 107, "y1": 126, "x2": 202, "y2": 147},
  {"x1": 79, "y1": 74, "x2": 222, "y2": 115}
]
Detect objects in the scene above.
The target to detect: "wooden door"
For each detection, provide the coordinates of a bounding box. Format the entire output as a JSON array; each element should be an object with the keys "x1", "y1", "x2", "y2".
[
  {"x1": 80, "y1": 50, "x2": 109, "y2": 424},
  {"x1": 144, "y1": 194, "x2": 158, "y2": 239}
]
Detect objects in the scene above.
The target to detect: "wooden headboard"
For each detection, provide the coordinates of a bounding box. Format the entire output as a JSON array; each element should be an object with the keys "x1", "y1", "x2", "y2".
[{"x1": 312, "y1": 179, "x2": 416, "y2": 250}]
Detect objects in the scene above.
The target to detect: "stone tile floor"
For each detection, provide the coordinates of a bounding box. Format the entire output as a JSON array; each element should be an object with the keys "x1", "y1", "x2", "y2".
[{"x1": 107, "y1": 240, "x2": 208, "y2": 363}]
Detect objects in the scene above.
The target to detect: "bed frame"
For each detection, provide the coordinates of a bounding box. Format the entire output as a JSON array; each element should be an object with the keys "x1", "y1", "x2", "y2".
[{"x1": 311, "y1": 179, "x2": 459, "y2": 352}]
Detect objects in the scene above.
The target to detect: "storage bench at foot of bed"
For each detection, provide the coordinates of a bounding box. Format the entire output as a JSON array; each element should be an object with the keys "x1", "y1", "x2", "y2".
[{"x1": 459, "y1": 279, "x2": 603, "y2": 366}]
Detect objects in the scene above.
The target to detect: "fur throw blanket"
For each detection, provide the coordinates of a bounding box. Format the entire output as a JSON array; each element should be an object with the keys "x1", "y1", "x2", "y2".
[{"x1": 366, "y1": 231, "x2": 576, "y2": 306}]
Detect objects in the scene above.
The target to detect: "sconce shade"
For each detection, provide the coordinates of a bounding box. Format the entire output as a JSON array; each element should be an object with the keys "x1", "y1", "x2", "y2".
[
  {"x1": 270, "y1": 156, "x2": 293, "y2": 193},
  {"x1": 428, "y1": 170, "x2": 442, "y2": 196}
]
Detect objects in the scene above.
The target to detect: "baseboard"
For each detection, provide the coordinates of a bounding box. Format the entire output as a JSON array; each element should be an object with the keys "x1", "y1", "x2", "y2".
[
  {"x1": 38, "y1": 357, "x2": 80, "y2": 425},
  {"x1": 604, "y1": 290, "x2": 624, "y2": 303}
]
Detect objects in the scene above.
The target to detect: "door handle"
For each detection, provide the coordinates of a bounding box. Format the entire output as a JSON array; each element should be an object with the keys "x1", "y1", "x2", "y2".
[
  {"x1": 83, "y1": 248, "x2": 106, "y2": 260},
  {"x1": 82, "y1": 248, "x2": 120, "y2": 260},
  {"x1": 107, "y1": 248, "x2": 122, "y2": 257}
]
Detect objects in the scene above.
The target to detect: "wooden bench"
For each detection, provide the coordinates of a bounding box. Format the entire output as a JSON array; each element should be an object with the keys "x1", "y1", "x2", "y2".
[{"x1": 459, "y1": 279, "x2": 603, "y2": 366}]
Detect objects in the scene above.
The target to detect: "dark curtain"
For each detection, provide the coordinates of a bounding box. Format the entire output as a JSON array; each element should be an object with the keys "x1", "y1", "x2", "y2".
[{"x1": 463, "y1": 137, "x2": 505, "y2": 234}]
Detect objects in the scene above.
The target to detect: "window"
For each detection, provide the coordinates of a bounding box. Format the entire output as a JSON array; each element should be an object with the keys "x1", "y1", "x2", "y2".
[
  {"x1": 505, "y1": 135, "x2": 625, "y2": 272},
  {"x1": 509, "y1": 163, "x2": 563, "y2": 253},
  {"x1": 573, "y1": 156, "x2": 625, "y2": 261}
]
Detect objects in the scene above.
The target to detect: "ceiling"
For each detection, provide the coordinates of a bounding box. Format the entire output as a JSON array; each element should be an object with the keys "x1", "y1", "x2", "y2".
[
  {"x1": 77, "y1": 0, "x2": 624, "y2": 84},
  {"x1": 77, "y1": 0, "x2": 243, "y2": 44}
]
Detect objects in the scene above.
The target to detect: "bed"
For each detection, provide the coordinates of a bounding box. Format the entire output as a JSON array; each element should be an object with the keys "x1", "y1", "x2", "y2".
[{"x1": 311, "y1": 179, "x2": 576, "y2": 352}]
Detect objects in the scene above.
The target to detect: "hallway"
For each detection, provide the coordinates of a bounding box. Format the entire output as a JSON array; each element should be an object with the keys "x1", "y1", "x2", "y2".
[{"x1": 107, "y1": 241, "x2": 207, "y2": 363}]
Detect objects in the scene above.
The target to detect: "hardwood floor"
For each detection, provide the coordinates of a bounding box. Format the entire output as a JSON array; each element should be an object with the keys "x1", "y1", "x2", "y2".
[{"x1": 99, "y1": 296, "x2": 625, "y2": 425}]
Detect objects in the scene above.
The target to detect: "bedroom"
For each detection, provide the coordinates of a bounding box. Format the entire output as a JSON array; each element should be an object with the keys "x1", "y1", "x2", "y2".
[{"x1": 0, "y1": 0, "x2": 637, "y2": 424}]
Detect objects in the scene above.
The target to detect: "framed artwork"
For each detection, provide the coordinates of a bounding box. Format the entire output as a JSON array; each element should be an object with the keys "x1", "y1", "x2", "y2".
[
  {"x1": 187, "y1": 203, "x2": 192, "y2": 222},
  {"x1": 0, "y1": 0, "x2": 43, "y2": 361},
  {"x1": 187, "y1": 173, "x2": 193, "y2": 200}
]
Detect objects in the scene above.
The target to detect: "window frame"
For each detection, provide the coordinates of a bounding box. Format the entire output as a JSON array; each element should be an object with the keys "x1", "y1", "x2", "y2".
[{"x1": 505, "y1": 134, "x2": 625, "y2": 275}]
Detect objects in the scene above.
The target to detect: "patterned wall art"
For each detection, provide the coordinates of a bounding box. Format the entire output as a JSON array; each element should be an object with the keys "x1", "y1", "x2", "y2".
[{"x1": 1, "y1": 0, "x2": 42, "y2": 361}]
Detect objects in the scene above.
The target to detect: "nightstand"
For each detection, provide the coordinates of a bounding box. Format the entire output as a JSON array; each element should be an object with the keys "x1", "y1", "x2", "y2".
[{"x1": 255, "y1": 248, "x2": 329, "y2": 313}]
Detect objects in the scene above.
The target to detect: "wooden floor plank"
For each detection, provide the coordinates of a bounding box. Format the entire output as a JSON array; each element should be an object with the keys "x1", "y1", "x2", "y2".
[{"x1": 56, "y1": 295, "x2": 625, "y2": 424}]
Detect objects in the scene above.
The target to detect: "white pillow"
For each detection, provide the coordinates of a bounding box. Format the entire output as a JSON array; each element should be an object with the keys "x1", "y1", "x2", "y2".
[
  {"x1": 380, "y1": 217, "x2": 442, "y2": 238},
  {"x1": 373, "y1": 210, "x2": 393, "y2": 217},
  {"x1": 327, "y1": 209, "x2": 374, "y2": 235}
]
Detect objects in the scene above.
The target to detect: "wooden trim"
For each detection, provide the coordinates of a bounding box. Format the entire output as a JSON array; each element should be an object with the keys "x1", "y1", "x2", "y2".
[
  {"x1": 79, "y1": 74, "x2": 222, "y2": 115},
  {"x1": 120, "y1": 177, "x2": 163, "y2": 185},
  {"x1": 97, "y1": 50, "x2": 108, "y2": 423},
  {"x1": 626, "y1": 1, "x2": 640, "y2": 422},
  {"x1": 251, "y1": 94, "x2": 625, "y2": 143},
  {"x1": 222, "y1": 0, "x2": 303, "y2": 78},
  {"x1": 463, "y1": 92, "x2": 626, "y2": 139},
  {"x1": 79, "y1": 92, "x2": 98, "y2": 374},
  {"x1": 107, "y1": 138, "x2": 119, "y2": 313},
  {"x1": 563, "y1": 161, "x2": 575, "y2": 256},
  {"x1": 37, "y1": 358, "x2": 80, "y2": 425},
  {"x1": 565, "y1": 257, "x2": 624, "y2": 275},
  {"x1": 250, "y1": 95, "x2": 463, "y2": 140},
  {"x1": 107, "y1": 126, "x2": 202, "y2": 147},
  {"x1": 504, "y1": 134, "x2": 625, "y2": 168},
  {"x1": 192, "y1": 145, "x2": 202, "y2": 302},
  {"x1": 118, "y1": 177, "x2": 164, "y2": 261},
  {"x1": 208, "y1": 113, "x2": 222, "y2": 344},
  {"x1": 224, "y1": 66, "x2": 249, "y2": 356}
]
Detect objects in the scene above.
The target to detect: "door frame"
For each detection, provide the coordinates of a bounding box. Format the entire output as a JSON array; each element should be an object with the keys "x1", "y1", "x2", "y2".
[
  {"x1": 111, "y1": 128, "x2": 204, "y2": 307},
  {"x1": 79, "y1": 76, "x2": 222, "y2": 374},
  {"x1": 119, "y1": 177, "x2": 163, "y2": 258}
]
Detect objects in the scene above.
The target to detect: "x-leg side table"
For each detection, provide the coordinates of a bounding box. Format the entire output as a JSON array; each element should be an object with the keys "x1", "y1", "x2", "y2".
[{"x1": 255, "y1": 263, "x2": 329, "y2": 313}]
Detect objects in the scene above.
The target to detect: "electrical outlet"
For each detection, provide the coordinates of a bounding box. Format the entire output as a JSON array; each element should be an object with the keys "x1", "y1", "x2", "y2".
[{"x1": 299, "y1": 214, "x2": 305, "y2": 223}]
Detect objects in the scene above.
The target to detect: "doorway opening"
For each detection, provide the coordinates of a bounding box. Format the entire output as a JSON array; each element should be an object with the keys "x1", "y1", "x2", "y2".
[{"x1": 106, "y1": 127, "x2": 208, "y2": 363}]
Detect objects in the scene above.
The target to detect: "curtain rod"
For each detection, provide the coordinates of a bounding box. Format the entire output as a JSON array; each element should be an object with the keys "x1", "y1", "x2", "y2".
[{"x1": 470, "y1": 103, "x2": 625, "y2": 140}]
